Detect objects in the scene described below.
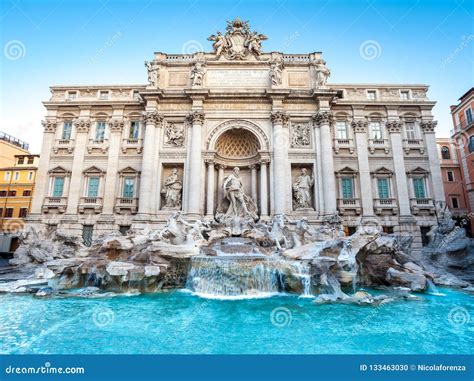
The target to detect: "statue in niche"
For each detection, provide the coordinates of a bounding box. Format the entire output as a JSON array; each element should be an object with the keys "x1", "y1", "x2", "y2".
[
  {"x1": 161, "y1": 168, "x2": 183, "y2": 209},
  {"x1": 190, "y1": 62, "x2": 206, "y2": 86},
  {"x1": 315, "y1": 60, "x2": 330, "y2": 87},
  {"x1": 270, "y1": 56, "x2": 284, "y2": 86},
  {"x1": 165, "y1": 123, "x2": 184, "y2": 147},
  {"x1": 145, "y1": 60, "x2": 160, "y2": 87},
  {"x1": 292, "y1": 168, "x2": 314, "y2": 209},
  {"x1": 219, "y1": 167, "x2": 258, "y2": 220},
  {"x1": 291, "y1": 123, "x2": 310, "y2": 147}
]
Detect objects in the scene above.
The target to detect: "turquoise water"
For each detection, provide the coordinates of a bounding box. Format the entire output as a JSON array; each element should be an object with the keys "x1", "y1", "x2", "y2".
[{"x1": 0, "y1": 288, "x2": 473, "y2": 354}]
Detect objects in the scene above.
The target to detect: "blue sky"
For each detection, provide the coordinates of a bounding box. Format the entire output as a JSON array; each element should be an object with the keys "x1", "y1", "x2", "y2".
[{"x1": 1, "y1": 0, "x2": 473, "y2": 153}]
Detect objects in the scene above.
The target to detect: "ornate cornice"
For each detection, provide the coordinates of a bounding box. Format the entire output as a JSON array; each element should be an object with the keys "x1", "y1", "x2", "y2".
[
  {"x1": 270, "y1": 111, "x2": 289, "y2": 126},
  {"x1": 420, "y1": 120, "x2": 437, "y2": 134},
  {"x1": 42, "y1": 120, "x2": 57, "y2": 133},
  {"x1": 351, "y1": 119, "x2": 368, "y2": 133},
  {"x1": 73, "y1": 119, "x2": 91, "y2": 133},
  {"x1": 108, "y1": 118, "x2": 125, "y2": 132},
  {"x1": 312, "y1": 111, "x2": 333, "y2": 127},
  {"x1": 144, "y1": 111, "x2": 163, "y2": 126},
  {"x1": 186, "y1": 110, "x2": 205, "y2": 125},
  {"x1": 386, "y1": 120, "x2": 402, "y2": 134}
]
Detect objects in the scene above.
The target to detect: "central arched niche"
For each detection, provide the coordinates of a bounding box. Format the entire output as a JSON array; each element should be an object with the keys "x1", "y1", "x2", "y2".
[{"x1": 215, "y1": 128, "x2": 260, "y2": 163}]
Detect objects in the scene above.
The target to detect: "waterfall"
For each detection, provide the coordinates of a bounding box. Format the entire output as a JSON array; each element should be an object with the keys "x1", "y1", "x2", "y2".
[
  {"x1": 426, "y1": 278, "x2": 445, "y2": 296},
  {"x1": 186, "y1": 256, "x2": 312, "y2": 299}
]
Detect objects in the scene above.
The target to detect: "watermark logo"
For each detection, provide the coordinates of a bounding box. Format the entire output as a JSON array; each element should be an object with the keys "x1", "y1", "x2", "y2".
[
  {"x1": 181, "y1": 40, "x2": 203, "y2": 55},
  {"x1": 440, "y1": 34, "x2": 474, "y2": 70},
  {"x1": 270, "y1": 306, "x2": 292, "y2": 328},
  {"x1": 4, "y1": 40, "x2": 26, "y2": 61},
  {"x1": 359, "y1": 40, "x2": 381, "y2": 61},
  {"x1": 92, "y1": 307, "x2": 115, "y2": 328},
  {"x1": 448, "y1": 306, "x2": 470, "y2": 327}
]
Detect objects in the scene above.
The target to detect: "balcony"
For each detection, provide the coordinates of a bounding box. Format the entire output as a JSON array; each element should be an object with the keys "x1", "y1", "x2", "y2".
[
  {"x1": 410, "y1": 198, "x2": 435, "y2": 215},
  {"x1": 368, "y1": 138, "x2": 390, "y2": 154},
  {"x1": 402, "y1": 139, "x2": 425, "y2": 155},
  {"x1": 53, "y1": 139, "x2": 74, "y2": 154},
  {"x1": 78, "y1": 197, "x2": 103, "y2": 213},
  {"x1": 115, "y1": 197, "x2": 138, "y2": 214},
  {"x1": 333, "y1": 138, "x2": 355, "y2": 154},
  {"x1": 374, "y1": 198, "x2": 398, "y2": 215},
  {"x1": 42, "y1": 197, "x2": 67, "y2": 213},
  {"x1": 122, "y1": 138, "x2": 143, "y2": 154},
  {"x1": 337, "y1": 198, "x2": 361, "y2": 215},
  {"x1": 87, "y1": 139, "x2": 109, "y2": 154}
]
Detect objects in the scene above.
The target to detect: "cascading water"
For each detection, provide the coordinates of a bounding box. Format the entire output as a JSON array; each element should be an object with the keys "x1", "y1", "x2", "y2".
[{"x1": 185, "y1": 238, "x2": 313, "y2": 299}]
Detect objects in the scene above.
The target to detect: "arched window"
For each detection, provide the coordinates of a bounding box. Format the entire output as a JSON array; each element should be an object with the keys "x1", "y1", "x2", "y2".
[{"x1": 441, "y1": 146, "x2": 451, "y2": 159}]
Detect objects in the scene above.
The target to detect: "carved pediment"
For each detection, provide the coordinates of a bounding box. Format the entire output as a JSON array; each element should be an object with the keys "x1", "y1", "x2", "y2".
[
  {"x1": 371, "y1": 167, "x2": 393, "y2": 176},
  {"x1": 48, "y1": 166, "x2": 71, "y2": 175},
  {"x1": 118, "y1": 166, "x2": 139, "y2": 174},
  {"x1": 83, "y1": 166, "x2": 106, "y2": 175},
  {"x1": 407, "y1": 167, "x2": 429, "y2": 176}
]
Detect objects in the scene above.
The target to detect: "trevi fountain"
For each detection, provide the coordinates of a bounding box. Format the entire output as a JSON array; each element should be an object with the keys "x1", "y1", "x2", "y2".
[{"x1": 0, "y1": 168, "x2": 473, "y2": 354}]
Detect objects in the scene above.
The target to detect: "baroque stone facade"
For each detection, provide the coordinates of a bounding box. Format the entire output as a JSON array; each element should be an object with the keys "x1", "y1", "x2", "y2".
[{"x1": 28, "y1": 18, "x2": 444, "y2": 250}]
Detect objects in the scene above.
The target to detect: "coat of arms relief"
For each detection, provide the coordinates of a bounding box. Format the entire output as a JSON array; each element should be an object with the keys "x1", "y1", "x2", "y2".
[{"x1": 207, "y1": 17, "x2": 267, "y2": 60}]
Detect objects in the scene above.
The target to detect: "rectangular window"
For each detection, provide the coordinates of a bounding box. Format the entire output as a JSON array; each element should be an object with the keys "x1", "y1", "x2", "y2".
[
  {"x1": 367, "y1": 90, "x2": 376, "y2": 100},
  {"x1": 52, "y1": 177, "x2": 65, "y2": 197},
  {"x1": 413, "y1": 178, "x2": 426, "y2": 199},
  {"x1": 123, "y1": 178, "x2": 135, "y2": 198},
  {"x1": 369, "y1": 122, "x2": 382, "y2": 140},
  {"x1": 133, "y1": 91, "x2": 140, "y2": 100},
  {"x1": 5, "y1": 208, "x2": 13, "y2": 218},
  {"x1": 447, "y1": 171, "x2": 455, "y2": 182},
  {"x1": 28, "y1": 172, "x2": 33, "y2": 181},
  {"x1": 19, "y1": 208, "x2": 28, "y2": 218},
  {"x1": 68, "y1": 91, "x2": 77, "y2": 100},
  {"x1": 405, "y1": 122, "x2": 416, "y2": 140},
  {"x1": 341, "y1": 177, "x2": 354, "y2": 199},
  {"x1": 400, "y1": 91, "x2": 409, "y2": 100},
  {"x1": 23, "y1": 190, "x2": 32, "y2": 196},
  {"x1": 4, "y1": 172, "x2": 11, "y2": 181},
  {"x1": 99, "y1": 91, "x2": 109, "y2": 100},
  {"x1": 87, "y1": 177, "x2": 100, "y2": 197},
  {"x1": 469, "y1": 136, "x2": 474, "y2": 153},
  {"x1": 95, "y1": 121, "x2": 106, "y2": 142},
  {"x1": 0, "y1": 191, "x2": 6, "y2": 197},
  {"x1": 451, "y1": 197, "x2": 459, "y2": 209},
  {"x1": 7, "y1": 190, "x2": 16, "y2": 197},
  {"x1": 27, "y1": 157, "x2": 34, "y2": 164},
  {"x1": 336, "y1": 122, "x2": 348, "y2": 139},
  {"x1": 17, "y1": 157, "x2": 24, "y2": 164},
  {"x1": 13, "y1": 172, "x2": 19, "y2": 181},
  {"x1": 0, "y1": 208, "x2": 3, "y2": 217},
  {"x1": 62, "y1": 122, "x2": 72, "y2": 140},
  {"x1": 466, "y1": 108, "x2": 473, "y2": 124},
  {"x1": 129, "y1": 121, "x2": 140, "y2": 140},
  {"x1": 82, "y1": 225, "x2": 94, "y2": 247},
  {"x1": 377, "y1": 178, "x2": 390, "y2": 199}
]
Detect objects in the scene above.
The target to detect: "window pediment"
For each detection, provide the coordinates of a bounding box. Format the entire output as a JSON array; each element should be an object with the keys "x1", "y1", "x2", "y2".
[{"x1": 48, "y1": 166, "x2": 71, "y2": 175}]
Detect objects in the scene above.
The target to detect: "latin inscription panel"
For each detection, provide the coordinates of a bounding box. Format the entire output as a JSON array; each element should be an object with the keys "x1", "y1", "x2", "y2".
[{"x1": 207, "y1": 69, "x2": 270, "y2": 87}]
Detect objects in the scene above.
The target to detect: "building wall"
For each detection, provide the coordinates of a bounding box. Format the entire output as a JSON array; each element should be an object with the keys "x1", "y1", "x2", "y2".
[
  {"x1": 450, "y1": 88, "x2": 474, "y2": 233},
  {"x1": 0, "y1": 136, "x2": 29, "y2": 168},
  {"x1": 0, "y1": 155, "x2": 39, "y2": 233},
  {"x1": 27, "y1": 49, "x2": 443, "y2": 253}
]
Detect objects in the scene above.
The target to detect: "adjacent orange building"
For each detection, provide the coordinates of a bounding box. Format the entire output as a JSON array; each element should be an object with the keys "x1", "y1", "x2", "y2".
[{"x1": 450, "y1": 87, "x2": 474, "y2": 232}]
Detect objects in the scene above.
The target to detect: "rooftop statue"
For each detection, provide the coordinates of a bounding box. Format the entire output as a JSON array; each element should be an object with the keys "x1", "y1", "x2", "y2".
[{"x1": 208, "y1": 17, "x2": 267, "y2": 60}]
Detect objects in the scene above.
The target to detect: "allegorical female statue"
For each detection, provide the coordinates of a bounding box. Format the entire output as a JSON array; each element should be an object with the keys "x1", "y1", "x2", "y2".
[
  {"x1": 162, "y1": 168, "x2": 183, "y2": 209},
  {"x1": 292, "y1": 168, "x2": 314, "y2": 209}
]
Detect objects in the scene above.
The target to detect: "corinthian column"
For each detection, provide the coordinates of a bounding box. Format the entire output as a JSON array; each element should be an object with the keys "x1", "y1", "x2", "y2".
[
  {"x1": 352, "y1": 119, "x2": 375, "y2": 216},
  {"x1": 313, "y1": 112, "x2": 337, "y2": 214},
  {"x1": 206, "y1": 160, "x2": 215, "y2": 217},
  {"x1": 271, "y1": 111, "x2": 290, "y2": 215},
  {"x1": 138, "y1": 111, "x2": 162, "y2": 215},
  {"x1": 387, "y1": 121, "x2": 412, "y2": 216},
  {"x1": 421, "y1": 120, "x2": 445, "y2": 203},
  {"x1": 259, "y1": 159, "x2": 269, "y2": 217},
  {"x1": 66, "y1": 119, "x2": 90, "y2": 214},
  {"x1": 30, "y1": 120, "x2": 57, "y2": 215},
  {"x1": 102, "y1": 119, "x2": 124, "y2": 214},
  {"x1": 186, "y1": 110, "x2": 205, "y2": 216}
]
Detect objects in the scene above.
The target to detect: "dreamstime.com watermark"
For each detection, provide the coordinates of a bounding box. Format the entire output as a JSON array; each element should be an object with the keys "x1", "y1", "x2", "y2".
[
  {"x1": 5, "y1": 362, "x2": 85, "y2": 375},
  {"x1": 440, "y1": 34, "x2": 474, "y2": 70}
]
